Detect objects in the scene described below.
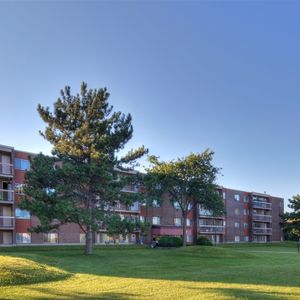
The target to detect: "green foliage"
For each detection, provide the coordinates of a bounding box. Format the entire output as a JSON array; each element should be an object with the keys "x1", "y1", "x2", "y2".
[
  {"x1": 20, "y1": 82, "x2": 148, "y2": 254},
  {"x1": 281, "y1": 195, "x2": 300, "y2": 241},
  {"x1": 144, "y1": 150, "x2": 224, "y2": 246},
  {"x1": 158, "y1": 236, "x2": 183, "y2": 247},
  {"x1": 196, "y1": 236, "x2": 213, "y2": 246}
]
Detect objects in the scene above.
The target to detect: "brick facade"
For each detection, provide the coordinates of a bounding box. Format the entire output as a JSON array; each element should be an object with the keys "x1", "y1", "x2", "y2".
[{"x1": 0, "y1": 144, "x2": 284, "y2": 245}]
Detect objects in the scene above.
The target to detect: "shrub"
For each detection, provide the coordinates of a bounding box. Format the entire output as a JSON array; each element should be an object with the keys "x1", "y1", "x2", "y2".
[
  {"x1": 196, "y1": 236, "x2": 213, "y2": 246},
  {"x1": 158, "y1": 236, "x2": 183, "y2": 247}
]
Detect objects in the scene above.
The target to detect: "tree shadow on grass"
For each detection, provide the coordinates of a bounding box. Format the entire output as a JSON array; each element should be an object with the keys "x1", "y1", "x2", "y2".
[
  {"x1": 23, "y1": 287, "x2": 137, "y2": 300},
  {"x1": 189, "y1": 286, "x2": 294, "y2": 300}
]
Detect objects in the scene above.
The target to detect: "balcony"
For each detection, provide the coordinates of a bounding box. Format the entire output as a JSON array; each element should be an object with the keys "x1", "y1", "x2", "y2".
[
  {"x1": 0, "y1": 216, "x2": 15, "y2": 229},
  {"x1": 121, "y1": 185, "x2": 139, "y2": 193},
  {"x1": 0, "y1": 162, "x2": 13, "y2": 177},
  {"x1": 252, "y1": 214, "x2": 272, "y2": 222},
  {"x1": 252, "y1": 227, "x2": 272, "y2": 235},
  {"x1": 199, "y1": 225, "x2": 225, "y2": 233},
  {"x1": 252, "y1": 201, "x2": 272, "y2": 210},
  {"x1": 0, "y1": 189, "x2": 14, "y2": 203},
  {"x1": 114, "y1": 202, "x2": 140, "y2": 213}
]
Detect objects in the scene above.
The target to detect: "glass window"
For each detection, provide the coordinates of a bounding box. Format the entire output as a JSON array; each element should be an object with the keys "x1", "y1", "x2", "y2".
[
  {"x1": 44, "y1": 233, "x2": 58, "y2": 243},
  {"x1": 234, "y1": 194, "x2": 240, "y2": 201},
  {"x1": 234, "y1": 208, "x2": 240, "y2": 215},
  {"x1": 152, "y1": 216, "x2": 160, "y2": 225},
  {"x1": 152, "y1": 200, "x2": 160, "y2": 208},
  {"x1": 243, "y1": 209, "x2": 249, "y2": 215},
  {"x1": 174, "y1": 218, "x2": 181, "y2": 226},
  {"x1": 173, "y1": 201, "x2": 180, "y2": 209},
  {"x1": 15, "y1": 183, "x2": 25, "y2": 194},
  {"x1": 15, "y1": 158, "x2": 30, "y2": 171},
  {"x1": 244, "y1": 223, "x2": 249, "y2": 229},
  {"x1": 186, "y1": 218, "x2": 192, "y2": 226},
  {"x1": 223, "y1": 191, "x2": 226, "y2": 200},
  {"x1": 80, "y1": 233, "x2": 86, "y2": 243},
  {"x1": 234, "y1": 222, "x2": 240, "y2": 228},
  {"x1": 244, "y1": 236, "x2": 249, "y2": 242},
  {"x1": 16, "y1": 233, "x2": 31, "y2": 244},
  {"x1": 15, "y1": 208, "x2": 30, "y2": 219},
  {"x1": 243, "y1": 196, "x2": 249, "y2": 203},
  {"x1": 139, "y1": 216, "x2": 145, "y2": 222},
  {"x1": 235, "y1": 235, "x2": 240, "y2": 242}
]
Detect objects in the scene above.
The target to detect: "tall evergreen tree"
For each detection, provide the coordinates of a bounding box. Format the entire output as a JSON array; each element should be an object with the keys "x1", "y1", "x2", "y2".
[
  {"x1": 282, "y1": 195, "x2": 300, "y2": 241},
  {"x1": 20, "y1": 82, "x2": 147, "y2": 254},
  {"x1": 144, "y1": 150, "x2": 224, "y2": 246}
]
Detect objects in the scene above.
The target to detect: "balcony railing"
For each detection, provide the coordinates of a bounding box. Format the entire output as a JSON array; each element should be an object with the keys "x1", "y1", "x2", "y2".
[
  {"x1": 0, "y1": 163, "x2": 13, "y2": 176},
  {"x1": 0, "y1": 216, "x2": 15, "y2": 228},
  {"x1": 252, "y1": 201, "x2": 272, "y2": 210},
  {"x1": 252, "y1": 227, "x2": 272, "y2": 235},
  {"x1": 121, "y1": 185, "x2": 139, "y2": 193},
  {"x1": 0, "y1": 189, "x2": 14, "y2": 202},
  {"x1": 199, "y1": 225, "x2": 225, "y2": 233},
  {"x1": 252, "y1": 214, "x2": 272, "y2": 222}
]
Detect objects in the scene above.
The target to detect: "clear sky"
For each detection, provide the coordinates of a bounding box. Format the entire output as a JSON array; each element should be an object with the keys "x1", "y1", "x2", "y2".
[{"x1": 0, "y1": 1, "x2": 299, "y2": 209}]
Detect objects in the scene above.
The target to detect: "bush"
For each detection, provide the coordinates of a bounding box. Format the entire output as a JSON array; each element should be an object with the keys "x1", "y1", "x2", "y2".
[
  {"x1": 196, "y1": 236, "x2": 213, "y2": 246},
  {"x1": 158, "y1": 236, "x2": 183, "y2": 247}
]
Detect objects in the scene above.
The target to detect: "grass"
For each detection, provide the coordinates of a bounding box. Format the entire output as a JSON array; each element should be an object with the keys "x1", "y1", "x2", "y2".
[{"x1": 0, "y1": 242, "x2": 300, "y2": 299}]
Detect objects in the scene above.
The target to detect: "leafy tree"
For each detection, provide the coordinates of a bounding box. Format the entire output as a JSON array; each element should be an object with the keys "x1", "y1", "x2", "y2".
[
  {"x1": 20, "y1": 82, "x2": 147, "y2": 255},
  {"x1": 282, "y1": 195, "x2": 300, "y2": 241},
  {"x1": 144, "y1": 150, "x2": 224, "y2": 246}
]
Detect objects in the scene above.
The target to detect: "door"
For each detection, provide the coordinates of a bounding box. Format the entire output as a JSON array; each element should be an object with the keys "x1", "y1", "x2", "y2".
[
  {"x1": 3, "y1": 231, "x2": 12, "y2": 244},
  {"x1": 1, "y1": 155, "x2": 11, "y2": 175}
]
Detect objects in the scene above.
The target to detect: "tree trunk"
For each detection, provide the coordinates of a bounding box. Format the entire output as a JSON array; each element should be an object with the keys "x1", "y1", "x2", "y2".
[
  {"x1": 182, "y1": 213, "x2": 187, "y2": 247},
  {"x1": 85, "y1": 226, "x2": 93, "y2": 255}
]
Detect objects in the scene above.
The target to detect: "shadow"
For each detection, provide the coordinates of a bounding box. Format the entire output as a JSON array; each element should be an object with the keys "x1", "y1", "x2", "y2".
[
  {"x1": 1, "y1": 244, "x2": 300, "y2": 290},
  {"x1": 190, "y1": 286, "x2": 289, "y2": 300},
  {"x1": 24, "y1": 287, "x2": 137, "y2": 300}
]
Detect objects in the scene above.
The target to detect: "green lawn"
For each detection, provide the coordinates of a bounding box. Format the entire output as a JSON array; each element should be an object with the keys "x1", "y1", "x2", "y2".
[{"x1": 0, "y1": 242, "x2": 300, "y2": 299}]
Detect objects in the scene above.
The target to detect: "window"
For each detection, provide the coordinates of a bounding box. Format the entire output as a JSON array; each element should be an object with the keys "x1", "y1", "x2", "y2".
[
  {"x1": 223, "y1": 191, "x2": 226, "y2": 200},
  {"x1": 234, "y1": 235, "x2": 240, "y2": 242},
  {"x1": 152, "y1": 216, "x2": 160, "y2": 225},
  {"x1": 16, "y1": 233, "x2": 31, "y2": 244},
  {"x1": 152, "y1": 200, "x2": 160, "y2": 208},
  {"x1": 188, "y1": 203, "x2": 193, "y2": 210},
  {"x1": 244, "y1": 223, "x2": 249, "y2": 229},
  {"x1": 186, "y1": 218, "x2": 192, "y2": 226},
  {"x1": 80, "y1": 234, "x2": 86, "y2": 243},
  {"x1": 244, "y1": 236, "x2": 249, "y2": 242},
  {"x1": 120, "y1": 214, "x2": 125, "y2": 220},
  {"x1": 44, "y1": 233, "x2": 58, "y2": 244},
  {"x1": 234, "y1": 194, "x2": 240, "y2": 201},
  {"x1": 14, "y1": 158, "x2": 30, "y2": 171},
  {"x1": 173, "y1": 201, "x2": 180, "y2": 209},
  {"x1": 234, "y1": 222, "x2": 240, "y2": 228},
  {"x1": 139, "y1": 216, "x2": 145, "y2": 222},
  {"x1": 234, "y1": 208, "x2": 240, "y2": 215},
  {"x1": 186, "y1": 235, "x2": 193, "y2": 243},
  {"x1": 243, "y1": 209, "x2": 249, "y2": 215},
  {"x1": 15, "y1": 183, "x2": 25, "y2": 194},
  {"x1": 15, "y1": 208, "x2": 30, "y2": 219},
  {"x1": 243, "y1": 196, "x2": 249, "y2": 203},
  {"x1": 174, "y1": 218, "x2": 181, "y2": 226}
]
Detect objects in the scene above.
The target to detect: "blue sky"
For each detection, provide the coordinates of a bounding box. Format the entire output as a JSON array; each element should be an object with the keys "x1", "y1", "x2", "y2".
[{"x1": 0, "y1": 1, "x2": 299, "y2": 208}]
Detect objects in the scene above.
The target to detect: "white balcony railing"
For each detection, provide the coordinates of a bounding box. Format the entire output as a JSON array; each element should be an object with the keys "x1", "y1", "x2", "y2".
[
  {"x1": 0, "y1": 216, "x2": 15, "y2": 228},
  {"x1": 0, "y1": 163, "x2": 13, "y2": 176},
  {"x1": 252, "y1": 201, "x2": 272, "y2": 210},
  {"x1": 199, "y1": 225, "x2": 225, "y2": 233},
  {"x1": 252, "y1": 227, "x2": 272, "y2": 235},
  {"x1": 252, "y1": 214, "x2": 272, "y2": 222},
  {"x1": 0, "y1": 189, "x2": 14, "y2": 202}
]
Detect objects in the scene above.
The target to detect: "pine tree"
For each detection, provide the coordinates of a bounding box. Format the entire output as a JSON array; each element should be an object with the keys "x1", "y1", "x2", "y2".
[
  {"x1": 20, "y1": 82, "x2": 147, "y2": 255},
  {"x1": 282, "y1": 195, "x2": 300, "y2": 241}
]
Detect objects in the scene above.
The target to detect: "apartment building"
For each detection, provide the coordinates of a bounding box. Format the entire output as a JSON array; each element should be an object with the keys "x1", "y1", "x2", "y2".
[{"x1": 0, "y1": 144, "x2": 284, "y2": 245}]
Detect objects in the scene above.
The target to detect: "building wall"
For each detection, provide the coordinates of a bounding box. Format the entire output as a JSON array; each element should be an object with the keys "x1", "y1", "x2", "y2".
[{"x1": 0, "y1": 144, "x2": 285, "y2": 245}]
